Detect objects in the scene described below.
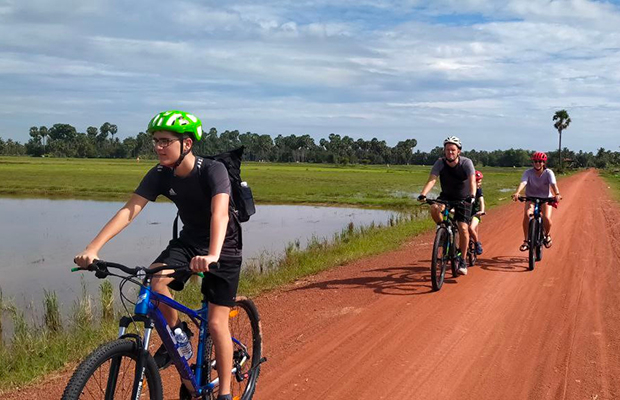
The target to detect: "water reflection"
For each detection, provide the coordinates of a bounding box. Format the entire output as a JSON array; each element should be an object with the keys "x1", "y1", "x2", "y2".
[{"x1": 0, "y1": 198, "x2": 398, "y2": 314}]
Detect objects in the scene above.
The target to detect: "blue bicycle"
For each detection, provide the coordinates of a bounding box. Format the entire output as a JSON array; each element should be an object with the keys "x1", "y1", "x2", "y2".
[
  {"x1": 62, "y1": 260, "x2": 265, "y2": 400},
  {"x1": 518, "y1": 196, "x2": 555, "y2": 271}
]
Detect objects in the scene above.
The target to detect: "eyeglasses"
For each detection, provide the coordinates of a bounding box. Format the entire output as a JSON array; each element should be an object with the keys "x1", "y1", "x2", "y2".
[
  {"x1": 152, "y1": 138, "x2": 179, "y2": 148},
  {"x1": 533, "y1": 160, "x2": 544, "y2": 164}
]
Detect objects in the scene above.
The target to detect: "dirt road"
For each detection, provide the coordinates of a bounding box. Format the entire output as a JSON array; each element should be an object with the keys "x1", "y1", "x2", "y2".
[
  {"x1": 254, "y1": 169, "x2": 620, "y2": 400},
  {"x1": 5, "y1": 169, "x2": 620, "y2": 399}
]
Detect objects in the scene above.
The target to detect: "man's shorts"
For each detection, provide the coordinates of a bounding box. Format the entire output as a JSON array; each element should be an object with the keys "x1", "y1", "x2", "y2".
[
  {"x1": 438, "y1": 196, "x2": 473, "y2": 224},
  {"x1": 153, "y1": 238, "x2": 242, "y2": 307}
]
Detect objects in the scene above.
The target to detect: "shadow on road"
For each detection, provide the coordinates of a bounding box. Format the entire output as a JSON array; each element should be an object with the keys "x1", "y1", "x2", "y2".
[
  {"x1": 287, "y1": 263, "x2": 459, "y2": 296},
  {"x1": 476, "y1": 255, "x2": 529, "y2": 273}
]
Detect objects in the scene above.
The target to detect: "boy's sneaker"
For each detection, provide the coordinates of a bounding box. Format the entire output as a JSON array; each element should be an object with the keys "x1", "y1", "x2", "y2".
[
  {"x1": 475, "y1": 241, "x2": 483, "y2": 255},
  {"x1": 154, "y1": 321, "x2": 193, "y2": 370},
  {"x1": 457, "y1": 256, "x2": 468, "y2": 276}
]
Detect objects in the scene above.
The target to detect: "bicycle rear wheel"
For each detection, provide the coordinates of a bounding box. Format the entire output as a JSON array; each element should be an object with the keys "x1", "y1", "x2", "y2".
[
  {"x1": 467, "y1": 239, "x2": 477, "y2": 267},
  {"x1": 204, "y1": 297, "x2": 263, "y2": 400},
  {"x1": 62, "y1": 338, "x2": 162, "y2": 400},
  {"x1": 528, "y1": 219, "x2": 536, "y2": 271},
  {"x1": 431, "y1": 227, "x2": 449, "y2": 291}
]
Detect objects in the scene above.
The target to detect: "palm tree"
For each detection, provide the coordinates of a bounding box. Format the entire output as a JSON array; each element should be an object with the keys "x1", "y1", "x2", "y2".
[
  {"x1": 39, "y1": 126, "x2": 48, "y2": 155},
  {"x1": 553, "y1": 110, "x2": 571, "y2": 171}
]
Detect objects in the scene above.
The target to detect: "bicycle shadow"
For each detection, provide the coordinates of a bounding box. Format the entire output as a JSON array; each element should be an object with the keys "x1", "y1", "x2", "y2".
[
  {"x1": 476, "y1": 256, "x2": 529, "y2": 273},
  {"x1": 288, "y1": 263, "x2": 457, "y2": 296}
]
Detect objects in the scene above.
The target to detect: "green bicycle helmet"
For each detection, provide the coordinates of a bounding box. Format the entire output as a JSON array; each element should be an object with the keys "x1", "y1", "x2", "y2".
[{"x1": 147, "y1": 110, "x2": 203, "y2": 142}]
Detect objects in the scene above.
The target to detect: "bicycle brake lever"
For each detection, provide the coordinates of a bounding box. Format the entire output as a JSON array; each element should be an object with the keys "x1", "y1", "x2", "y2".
[{"x1": 95, "y1": 269, "x2": 109, "y2": 279}]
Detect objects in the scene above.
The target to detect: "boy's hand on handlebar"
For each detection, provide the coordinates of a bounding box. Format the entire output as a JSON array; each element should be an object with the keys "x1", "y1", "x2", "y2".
[
  {"x1": 190, "y1": 255, "x2": 219, "y2": 272},
  {"x1": 511, "y1": 193, "x2": 520, "y2": 202},
  {"x1": 417, "y1": 194, "x2": 426, "y2": 202},
  {"x1": 555, "y1": 194, "x2": 562, "y2": 202},
  {"x1": 74, "y1": 250, "x2": 99, "y2": 269}
]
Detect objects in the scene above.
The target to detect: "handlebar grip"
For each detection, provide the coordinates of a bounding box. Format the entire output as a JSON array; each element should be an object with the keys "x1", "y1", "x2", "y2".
[{"x1": 192, "y1": 262, "x2": 219, "y2": 278}]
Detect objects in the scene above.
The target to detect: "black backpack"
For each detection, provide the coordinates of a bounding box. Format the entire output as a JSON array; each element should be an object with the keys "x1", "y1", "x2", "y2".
[
  {"x1": 172, "y1": 146, "x2": 256, "y2": 241},
  {"x1": 201, "y1": 146, "x2": 256, "y2": 222}
]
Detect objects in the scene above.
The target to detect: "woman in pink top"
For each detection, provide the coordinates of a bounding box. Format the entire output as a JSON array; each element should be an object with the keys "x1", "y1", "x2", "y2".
[{"x1": 511, "y1": 152, "x2": 562, "y2": 251}]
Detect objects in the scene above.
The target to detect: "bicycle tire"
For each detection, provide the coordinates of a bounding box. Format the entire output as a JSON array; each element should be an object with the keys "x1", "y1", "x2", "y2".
[
  {"x1": 528, "y1": 218, "x2": 536, "y2": 271},
  {"x1": 431, "y1": 227, "x2": 449, "y2": 291},
  {"x1": 467, "y1": 239, "x2": 476, "y2": 267},
  {"x1": 204, "y1": 297, "x2": 263, "y2": 400},
  {"x1": 535, "y1": 221, "x2": 543, "y2": 262},
  {"x1": 62, "y1": 338, "x2": 162, "y2": 400},
  {"x1": 450, "y1": 228, "x2": 459, "y2": 277}
]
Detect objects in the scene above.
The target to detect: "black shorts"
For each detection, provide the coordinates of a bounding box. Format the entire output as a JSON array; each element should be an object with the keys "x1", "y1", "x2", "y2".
[
  {"x1": 438, "y1": 196, "x2": 473, "y2": 224},
  {"x1": 153, "y1": 239, "x2": 242, "y2": 307}
]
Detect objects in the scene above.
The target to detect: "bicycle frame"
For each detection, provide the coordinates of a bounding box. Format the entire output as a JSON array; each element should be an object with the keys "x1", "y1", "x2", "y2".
[
  {"x1": 528, "y1": 199, "x2": 545, "y2": 246},
  {"x1": 120, "y1": 283, "x2": 247, "y2": 399},
  {"x1": 432, "y1": 200, "x2": 461, "y2": 265},
  {"x1": 439, "y1": 204, "x2": 458, "y2": 254}
]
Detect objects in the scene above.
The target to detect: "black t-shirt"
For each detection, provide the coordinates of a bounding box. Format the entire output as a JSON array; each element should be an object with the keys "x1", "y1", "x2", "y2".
[
  {"x1": 135, "y1": 157, "x2": 241, "y2": 255},
  {"x1": 430, "y1": 156, "x2": 475, "y2": 200}
]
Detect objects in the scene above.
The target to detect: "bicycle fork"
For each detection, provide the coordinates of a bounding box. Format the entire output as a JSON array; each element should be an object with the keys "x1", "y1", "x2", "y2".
[
  {"x1": 111, "y1": 315, "x2": 154, "y2": 400},
  {"x1": 116, "y1": 282, "x2": 157, "y2": 400}
]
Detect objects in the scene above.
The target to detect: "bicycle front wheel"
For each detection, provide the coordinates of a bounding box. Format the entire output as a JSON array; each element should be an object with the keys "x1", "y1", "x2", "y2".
[
  {"x1": 535, "y1": 223, "x2": 544, "y2": 262},
  {"x1": 62, "y1": 338, "x2": 162, "y2": 400},
  {"x1": 450, "y1": 228, "x2": 460, "y2": 277},
  {"x1": 431, "y1": 227, "x2": 449, "y2": 291},
  {"x1": 528, "y1": 218, "x2": 537, "y2": 271},
  {"x1": 205, "y1": 297, "x2": 263, "y2": 400}
]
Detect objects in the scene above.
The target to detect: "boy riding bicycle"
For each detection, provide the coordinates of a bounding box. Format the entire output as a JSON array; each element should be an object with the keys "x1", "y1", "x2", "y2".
[
  {"x1": 511, "y1": 151, "x2": 562, "y2": 252},
  {"x1": 74, "y1": 110, "x2": 241, "y2": 400},
  {"x1": 418, "y1": 136, "x2": 476, "y2": 275},
  {"x1": 469, "y1": 171, "x2": 485, "y2": 255}
]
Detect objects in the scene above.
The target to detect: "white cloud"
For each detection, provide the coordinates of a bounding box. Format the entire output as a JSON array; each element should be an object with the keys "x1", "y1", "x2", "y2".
[{"x1": 1, "y1": 0, "x2": 620, "y2": 151}]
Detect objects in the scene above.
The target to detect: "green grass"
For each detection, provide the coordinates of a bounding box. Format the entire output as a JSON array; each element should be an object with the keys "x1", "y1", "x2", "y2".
[
  {"x1": 0, "y1": 157, "x2": 521, "y2": 209},
  {"x1": 0, "y1": 157, "x2": 152, "y2": 201},
  {"x1": 601, "y1": 170, "x2": 620, "y2": 203},
  {"x1": 0, "y1": 284, "x2": 119, "y2": 392},
  {"x1": 0, "y1": 157, "x2": 528, "y2": 393}
]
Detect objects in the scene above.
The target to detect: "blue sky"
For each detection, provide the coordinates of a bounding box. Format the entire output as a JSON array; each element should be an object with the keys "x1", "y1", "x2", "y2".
[{"x1": 1, "y1": 0, "x2": 619, "y2": 152}]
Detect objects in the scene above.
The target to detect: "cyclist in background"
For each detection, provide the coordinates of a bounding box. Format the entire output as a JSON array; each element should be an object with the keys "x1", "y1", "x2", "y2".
[
  {"x1": 469, "y1": 171, "x2": 485, "y2": 255},
  {"x1": 511, "y1": 151, "x2": 562, "y2": 252},
  {"x1": 74, "y1": 110, "x2": 241, "y2": 400},
  {"x1": 418, "y1": 136, "x2": 476, "y2": 275}
]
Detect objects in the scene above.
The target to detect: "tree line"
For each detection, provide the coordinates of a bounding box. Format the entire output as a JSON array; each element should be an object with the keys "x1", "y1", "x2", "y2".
[{"x1": 0, "y1": 122, "x2": 619, "y2": 169}]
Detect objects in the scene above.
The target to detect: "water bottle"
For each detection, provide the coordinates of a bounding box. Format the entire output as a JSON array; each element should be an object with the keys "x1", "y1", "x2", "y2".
[{"x1": 174, "y1": 327, "x2": 193, "y2": 360}]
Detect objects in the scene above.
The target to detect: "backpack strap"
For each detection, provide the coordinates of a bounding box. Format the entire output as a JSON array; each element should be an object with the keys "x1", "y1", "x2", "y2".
[
  {"x1": 173, "y1": 213, "x2": 180, "y2": 240},
  {"x1": 194, "y1": 156, "x2": 243, "y2": 249}
]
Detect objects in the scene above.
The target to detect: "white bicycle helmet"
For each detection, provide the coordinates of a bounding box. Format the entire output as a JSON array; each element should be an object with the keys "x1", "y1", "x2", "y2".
[{"x1": 443, "y1": 136, "x2": 462, "y2": 149}]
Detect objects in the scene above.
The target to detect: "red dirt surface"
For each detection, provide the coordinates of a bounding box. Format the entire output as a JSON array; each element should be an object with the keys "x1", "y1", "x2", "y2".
[{"x1": 4, "y1": 169, "x2": 620, "y2": 399}]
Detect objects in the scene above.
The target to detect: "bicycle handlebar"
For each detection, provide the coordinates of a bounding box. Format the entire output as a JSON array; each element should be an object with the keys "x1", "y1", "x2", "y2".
[
  {"x1": 518, "y1": 196, "x2": 556, "y2": 203},
  {"x1": 423, "y1": 198, "x2": 470, "y2": 207},
  {"x1": 71, "y1": 259, "x2": 218, "y2": 279}
]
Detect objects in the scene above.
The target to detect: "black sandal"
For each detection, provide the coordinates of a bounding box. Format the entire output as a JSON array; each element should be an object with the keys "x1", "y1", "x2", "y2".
[
  {"x1": 543, "y1": 234, "x2": 552, "y2": 248},
  {"x1": 519, "y1": 241, "x2": 529, "y2": 252}
]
